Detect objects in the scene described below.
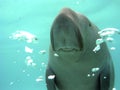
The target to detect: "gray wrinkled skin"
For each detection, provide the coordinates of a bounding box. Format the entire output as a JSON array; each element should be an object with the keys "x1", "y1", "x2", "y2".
[{"x1": 46, "y1": 8, "x2": 114, "y2": 90}]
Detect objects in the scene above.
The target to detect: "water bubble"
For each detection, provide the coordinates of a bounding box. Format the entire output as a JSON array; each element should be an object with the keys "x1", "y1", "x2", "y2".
[
  {"x1": 96, "y1": 39, "x2": 104, "y2": 45},
  {"x1": 25, "y1": 46, "x2": 33, "y2": 53},
  {"x1": 54, "y1": 53, "x2": 59, "y2": 57},
  {"x1": 91, "y1": 67, "x2": 100, "y2": 72},
  {"x1": 104, "y1": 76, "x2": 107, "y2": 79},
  {"x1": 112, "y1": 88, "x2": 116, "y2": 90},
  {"x1": 40, "y1": 68, "x2": 42, "y2": 71},
  {"x1": 41, "y1": 62, "x2": 45, "y2": 66},
  {"x1": 17, "y1": 50, "x2": 20, "y2": 53},
  {"x1": 27, "y1": 74, "x2": 30, "y2": 77},
  {"x1": 92, "y1": 73, "x2": 95, "y2": 76},
  {"x1": 22, "y1": 70, "x2": 26, "y2": 73},
  {"x1": 93, "y1": 45, "x2": 100, "y2": 53},
  {"x1": 87, "y1": 74, "x2": 91, "y2": 77},
  {"x1": 36, "y1": 76, "x2": 44, "y2": 82},
  {"x1": 106, "y1": 37, "x2": 114, "y2": 42},
  {"x1": 93, "y1": 28, "x2": 120, "y2": 53},
  {"x1": 110, "y1": 47, "x2": 116, "y2": 51},
  {"x1": 76, "y1": 1, "x2": 80, "y2": 5},
  {"x1": 39, "y1": 50, "x2": 46, "y2": 54},
  {"x1": 9, "y1": 81, "x2": 14, "y2": 86},
  {"x1": 13, "y1": 61, "x2": 17, "y2": 64},
  {"x1": 9, "y1": 30, "x2": 38, "y2": 43},
  {"x1": 25, "y1": 56, "x2": 36, "y2": 67},
  {"x1": 98, "y1": 28, "x2": 120, "y2": 36},
  {"x1": 48, "y1": 75, "x2": 55, "y2": 79}
]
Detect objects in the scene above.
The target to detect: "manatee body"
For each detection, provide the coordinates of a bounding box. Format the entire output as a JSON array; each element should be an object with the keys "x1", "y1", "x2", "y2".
[{"x1": 46, "y1": 8, "x2": 114, "y2": 90}]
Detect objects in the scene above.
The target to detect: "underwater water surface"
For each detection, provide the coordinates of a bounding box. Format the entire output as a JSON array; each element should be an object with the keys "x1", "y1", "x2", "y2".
[{"x1": 0, "y1": 0, "x2": 120, "y2": 90}]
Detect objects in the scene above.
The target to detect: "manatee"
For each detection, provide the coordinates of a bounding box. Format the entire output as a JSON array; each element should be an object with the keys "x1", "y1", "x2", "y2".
[{"x1": 46, "y1": 8, "x2": 114, "y2": 90}]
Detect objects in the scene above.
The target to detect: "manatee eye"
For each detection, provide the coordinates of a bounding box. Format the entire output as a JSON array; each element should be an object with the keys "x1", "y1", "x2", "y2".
[{"x1": 89, "y1": 23, "x2": 91, "y2": 27}]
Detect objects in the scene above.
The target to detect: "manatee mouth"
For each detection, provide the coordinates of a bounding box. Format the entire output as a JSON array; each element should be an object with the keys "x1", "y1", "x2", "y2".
[
  {"x1": 56, "y1": 48, "x2": 80, "y2": 52},
  {"x1": 51, "y1": 13, "x2": 83, "y2": 52}
]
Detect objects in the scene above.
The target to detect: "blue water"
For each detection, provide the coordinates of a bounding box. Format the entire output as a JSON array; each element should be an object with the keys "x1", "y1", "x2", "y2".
[{"x1": 0, "y1": 0, "x2": 120, "y2": 90}]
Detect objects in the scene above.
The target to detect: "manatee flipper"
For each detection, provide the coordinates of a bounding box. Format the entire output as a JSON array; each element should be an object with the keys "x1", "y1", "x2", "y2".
[
  {"x1": 100, "y1": 61, "x2": 114, "y2": 90},
  {"x1": 46, "y1": 67, "x2": 56, "y2": 90}
]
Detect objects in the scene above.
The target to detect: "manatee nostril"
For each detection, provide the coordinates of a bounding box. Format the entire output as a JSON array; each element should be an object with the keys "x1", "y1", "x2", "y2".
[
  {"x1": 89, "y1": 23, "x2": 92, "y2": 27},
  {"x1": 51, "y1": 13, "x2": 83, "y2": 51}
]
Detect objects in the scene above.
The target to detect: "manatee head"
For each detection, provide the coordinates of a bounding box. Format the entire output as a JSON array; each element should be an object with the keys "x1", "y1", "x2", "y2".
[{"x1": 50, "y1": 8, "x2": 100, "y2": 53}]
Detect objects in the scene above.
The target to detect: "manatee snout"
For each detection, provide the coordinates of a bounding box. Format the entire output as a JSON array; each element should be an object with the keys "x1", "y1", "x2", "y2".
[{"x1": 51, "y1": 13, "x2": 83, "y2": 51}]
